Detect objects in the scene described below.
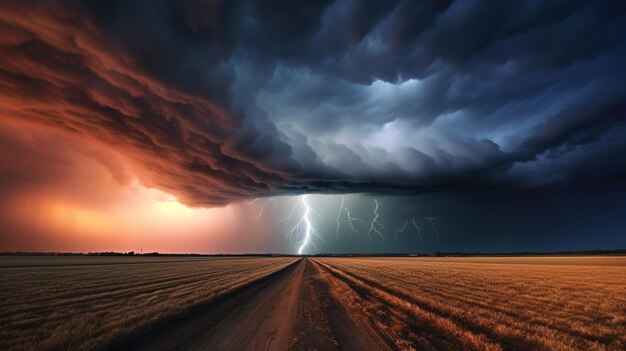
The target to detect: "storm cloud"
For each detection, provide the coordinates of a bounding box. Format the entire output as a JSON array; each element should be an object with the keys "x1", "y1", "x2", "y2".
[{"x1": 1, "y1": 0, "x2": 625, "y2": 207}]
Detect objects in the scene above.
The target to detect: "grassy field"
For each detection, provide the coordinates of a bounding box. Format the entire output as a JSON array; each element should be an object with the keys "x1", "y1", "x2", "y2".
[
  {"x1": 312, "y1": 256, "x2": 626, "y2": 350},
  {"x1": 2, "y1": 255, "x2": 624, "y2": 351},
  {"x1": 392, "y1": 256, "x2": 626, "y2": 266},
  {"x1": 0, "y1": 256, "x2": 297, "y2": 350},
  {"x1": 0, "y1": 255, "x2": 232, "y2": 267}
]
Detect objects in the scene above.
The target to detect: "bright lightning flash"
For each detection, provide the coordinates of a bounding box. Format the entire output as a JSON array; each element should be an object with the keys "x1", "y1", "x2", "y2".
[
  {"x1": 284, "y1": 195, "x2": 323, "y2": 255},
  {"x1": 367, "y1": 199, "x2": 384, "y2": 241},
  {"x1": 244, "y1": 194, "x2": 438, "y2": 254},
  {"x1": 335, "y1": 195, "x2": 366, "y2": 239}
]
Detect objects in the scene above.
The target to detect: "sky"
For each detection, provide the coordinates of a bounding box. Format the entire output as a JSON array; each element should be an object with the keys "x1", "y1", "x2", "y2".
[{"x1": 0, "y1": 0, "x2": 625, "y2": 254}]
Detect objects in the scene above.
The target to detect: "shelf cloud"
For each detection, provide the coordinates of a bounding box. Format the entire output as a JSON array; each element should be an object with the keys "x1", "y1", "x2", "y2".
[{"x1": 1, "y1": 0, "x2": 625, "y2": 207}]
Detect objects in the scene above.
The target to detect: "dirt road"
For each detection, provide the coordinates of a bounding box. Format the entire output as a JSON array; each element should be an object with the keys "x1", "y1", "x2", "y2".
[
  {"x1": 131, "y1": 258, "x2": 393, "y2": 351},
  {"x1": 109, "y1": 257, "x2": 625, "y2": 350}
]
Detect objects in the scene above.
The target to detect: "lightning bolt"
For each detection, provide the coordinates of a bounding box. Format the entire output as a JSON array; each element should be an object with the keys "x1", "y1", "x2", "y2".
[
  {"x1": 251, "y1": 197, "x2": 276, "y2": 220},
  {"x1": 425, "y1": 216, "x2": 443, "y2": 244},
  {"x1": 284, "y1": 195, "x2": 322, "y2": 255},
  {"x1": 393, "y1": 219, "x2": 409, "y2": 243},
  {"x1": 367, "y1": 199, "x2": 385, "y2": 241},
  {"x1": 412, "y1": 217, "x2": 423, "y2": 247},
  {"x1": 279, "y1": 198, "x2": 299, "y2": 224},
  {"x1": 335, "y1": 195, "x2": 366, "y2": 239},
  {"x1": 244, "y1": 198, "x2": 260, "y2": 205}
]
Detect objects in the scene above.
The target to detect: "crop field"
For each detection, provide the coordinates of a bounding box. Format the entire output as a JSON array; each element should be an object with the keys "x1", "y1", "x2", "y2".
[
  {"x1": 0, "y1": 256, "x2": 297, "y2": 350},
  {"x1": 311, "y1": 257, "x2": 626, "y2": 351},
  {"x1": 1, "y1": 256, "x2": 624, "y2": 351}
]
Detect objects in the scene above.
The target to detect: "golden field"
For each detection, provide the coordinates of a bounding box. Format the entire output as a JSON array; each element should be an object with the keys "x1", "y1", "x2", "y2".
[
  {"x1": 1, "y1": 255, "x2": 624, "y2": 351},
  {"x1": 0, "y1": 256, "x2": 297, "y2": 350},
  {"x1": 312, "y1": 256, "x2": 626, "y2": 351}
]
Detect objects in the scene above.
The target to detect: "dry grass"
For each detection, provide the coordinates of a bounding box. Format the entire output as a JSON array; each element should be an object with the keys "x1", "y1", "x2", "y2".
[
  {"x1": 0, "y1": 256, "x2": 297, "y2": 350},
  {"x1": 0, "y1": 256, "x2": 221, "y2": 267},
  {"x1": 394, "y1": 256, "x2": 626, "y2": 266},
  {"x1": 313, "y1": 256, "x2": 626, "y2": 351}
]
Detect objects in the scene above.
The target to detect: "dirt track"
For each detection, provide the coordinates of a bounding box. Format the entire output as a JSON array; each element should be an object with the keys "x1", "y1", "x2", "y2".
[
  {"x1": 133, "y1": 258, "x2": 393, "y2": 351},
  {"x1": 114, "y1": 256, "x2": 625, "y2": 351}
]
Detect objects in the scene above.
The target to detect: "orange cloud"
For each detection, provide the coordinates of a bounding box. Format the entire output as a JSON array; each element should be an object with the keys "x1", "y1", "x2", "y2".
[
  {"x1": 0, "y1": 122, "x2": 282, "y2": 253},
  {"x1": 0, "y1": 1, "x2": 291, "y2": 208}
]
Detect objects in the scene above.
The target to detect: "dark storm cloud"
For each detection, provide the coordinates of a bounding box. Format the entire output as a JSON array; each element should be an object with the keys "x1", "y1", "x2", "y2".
[
  {"x1": 1, "y1": 0, "x2": 625, "y2": 206},
  {"x1": 0, "y1": 0, "x2": 293, "y2": 206}
]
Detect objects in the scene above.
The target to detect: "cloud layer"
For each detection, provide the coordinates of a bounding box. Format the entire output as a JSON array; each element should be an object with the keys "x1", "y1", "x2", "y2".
[{"x1": 1, "y1": 0, "x2": 625, "y2": 206}]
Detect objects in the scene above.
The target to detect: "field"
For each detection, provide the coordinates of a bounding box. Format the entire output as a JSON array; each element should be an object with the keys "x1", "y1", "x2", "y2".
[
  {"x1": 0, "y1": 256, "x2": 297, "y2": 350},
  {"x1": 1, "y1": 256, "x2": 624, "y2": 350},
  {"x1": 0, "y1": 256, "x2": 235, "y2": 267},
  {"x1": 312, "y1": 257, "x2": 626, "y2": 350}
]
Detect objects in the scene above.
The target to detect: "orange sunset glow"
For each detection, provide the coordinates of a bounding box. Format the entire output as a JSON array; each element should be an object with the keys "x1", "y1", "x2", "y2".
[{"x1": 0, "y1": 121, "x2": 281, "y2": 253}]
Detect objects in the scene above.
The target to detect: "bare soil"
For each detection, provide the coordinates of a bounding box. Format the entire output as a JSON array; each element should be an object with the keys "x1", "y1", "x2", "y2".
[{"x1": 131, "y1": 258, "x2": 394, "y2": 351}]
